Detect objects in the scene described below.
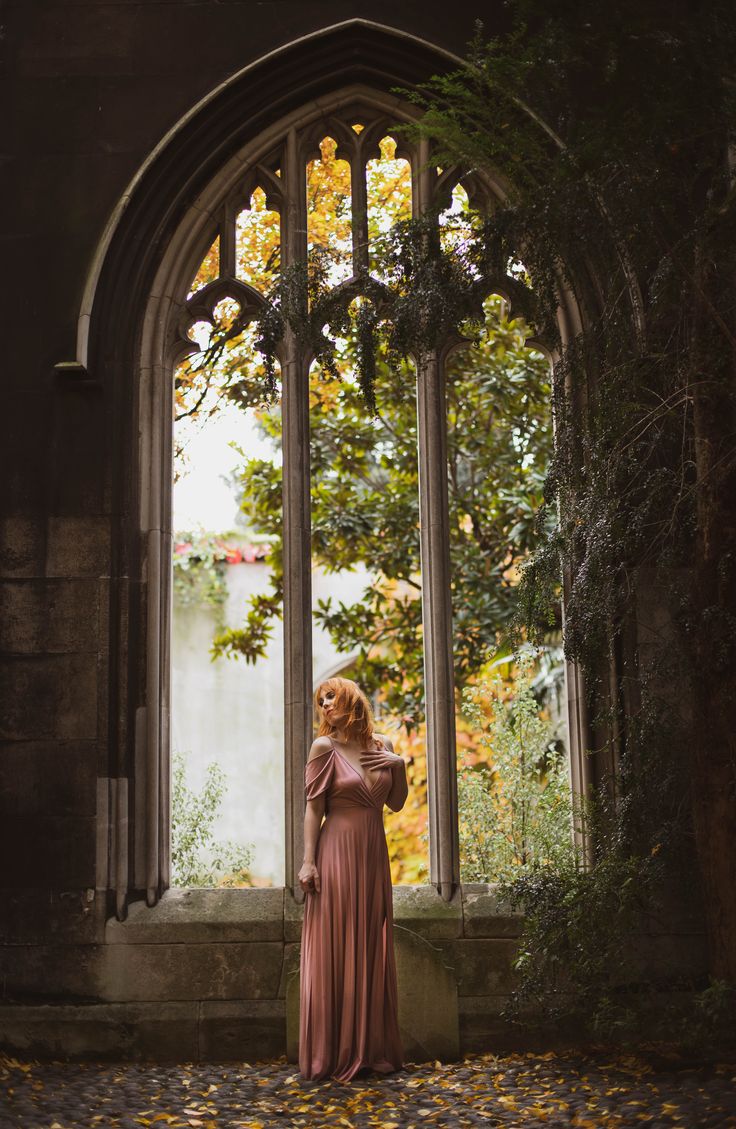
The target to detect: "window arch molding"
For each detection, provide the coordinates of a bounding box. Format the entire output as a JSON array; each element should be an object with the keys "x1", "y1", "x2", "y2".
[{"x1": 74, "y1": 23, "x2": 592, "y2": 920}]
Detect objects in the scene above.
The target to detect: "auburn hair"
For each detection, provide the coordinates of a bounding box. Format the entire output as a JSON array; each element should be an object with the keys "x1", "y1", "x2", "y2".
[{"x1": 314, "y1": 676, "x2": 375, "y2": 748}]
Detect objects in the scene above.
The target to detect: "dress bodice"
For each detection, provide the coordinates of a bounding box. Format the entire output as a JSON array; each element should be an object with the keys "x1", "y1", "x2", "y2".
[{"x1": 305, "y1": 741, "x2": 392, "y2": 810}]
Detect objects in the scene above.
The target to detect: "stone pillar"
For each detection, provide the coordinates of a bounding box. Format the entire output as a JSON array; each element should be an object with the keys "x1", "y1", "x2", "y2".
[
  {"x1": 137, "y1": 350, "x2": 175, "y2": 911},
  {"x1": 410, "y1": 138, "x2": 460, "y2": 901},
  {"x1": 282, "y1": 128, "x2": 312, "y2": 896},
  {"x1": 416, "y1": 349, "x2": 460, "y2": 900}
]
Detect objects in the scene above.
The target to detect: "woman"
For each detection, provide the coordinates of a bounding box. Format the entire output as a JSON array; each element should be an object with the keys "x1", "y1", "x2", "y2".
[{"x1": 298, "y1": 676, "x2": 408, "y2": 1082}]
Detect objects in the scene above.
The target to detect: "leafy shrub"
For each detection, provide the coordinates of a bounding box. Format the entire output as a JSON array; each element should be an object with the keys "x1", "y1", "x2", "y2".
[
  {"x1": 458, "y1": 648, "x2": 575, "y2": 883},
  {"x1": 170, "y1": 749, "x2": 255, "y2": 887}
]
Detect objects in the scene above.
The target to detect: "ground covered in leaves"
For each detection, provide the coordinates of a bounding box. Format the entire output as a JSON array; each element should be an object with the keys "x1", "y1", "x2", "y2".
[{"x1": 1, "y1": 1048, "x2": 735, "y2": 1128}]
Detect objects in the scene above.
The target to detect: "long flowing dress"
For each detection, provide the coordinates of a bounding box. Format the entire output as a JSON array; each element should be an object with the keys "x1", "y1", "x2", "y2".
[{"x1": 298, "y1": 737, "x2": 404, "y2": 1081}]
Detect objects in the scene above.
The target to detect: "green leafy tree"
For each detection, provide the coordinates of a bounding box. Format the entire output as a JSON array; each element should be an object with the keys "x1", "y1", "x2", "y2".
[
  {"x1": 458, "y1": 648, "x2": 576, "y2": 883},
  {"x1": 171, "y1": 750, "x2": 255, "y2": 887},
  {"x1": 212, "y1": 297, "x2": 552, "y2": 722}
]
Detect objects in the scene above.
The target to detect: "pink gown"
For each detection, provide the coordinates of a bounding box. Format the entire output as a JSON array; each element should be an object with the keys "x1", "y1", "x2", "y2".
[{"x1": 298, "y1": 737, "x2": 404, "y2": 1081}]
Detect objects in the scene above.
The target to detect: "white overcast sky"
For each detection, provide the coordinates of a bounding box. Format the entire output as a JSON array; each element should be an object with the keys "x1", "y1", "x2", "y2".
[{"x1": 172, "y1": 401, "x2": 278, "y2": 533}]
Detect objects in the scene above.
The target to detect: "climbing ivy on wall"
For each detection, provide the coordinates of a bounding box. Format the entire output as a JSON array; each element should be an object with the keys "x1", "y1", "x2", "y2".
[{"x1": 394, "y1": 0, "x2": 736, "y2": 1024}]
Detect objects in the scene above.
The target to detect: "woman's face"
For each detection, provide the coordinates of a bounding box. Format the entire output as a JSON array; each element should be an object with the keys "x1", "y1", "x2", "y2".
[{"x1": 318, "y1": 687, "x2": 337, "y2": 719}]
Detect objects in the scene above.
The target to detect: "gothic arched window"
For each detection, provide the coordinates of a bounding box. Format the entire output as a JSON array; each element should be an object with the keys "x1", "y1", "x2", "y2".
[{"x1": 99, "y1": 77, "x2": 587, "y2": 917}]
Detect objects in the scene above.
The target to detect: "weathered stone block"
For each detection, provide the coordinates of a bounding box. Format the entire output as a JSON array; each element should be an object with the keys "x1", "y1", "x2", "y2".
[
  {"x1": 0, "y1": 815, "x2": 97, "y2": 889},
  {"x1": 1, "y1": 943, "x2": 104, "y2": 1002},
  {"x1": 458, "y1": 997, "x2": 552, "y2": 1054},
  {"x1": 461, "y1": 883, "x2": 525, "y2": 938},
  {"x1": 0, "y1": 1002, "x2": 199, "y2": 1061},
  {"x1": 0, "y1": 741, "x2": 97, "y2": 817},
  {"x1": 0, "y1": 886, "x2": 104, "y2": 946},
  {"x1": 394, "y1": 925, "x2": 460, "y2": 1061},
  {"x1": 278, "y1": 942, "x2": 300, "y2": 999},
  {"x1": 0, "y1": 579, "x2": 100, "y2": 654},
  {"x1": 284, "y1": 888, "x2": 304, "y2": 942},
  {"x1": 105, "y1": 887, "x2": 284, "y2": 944},
  {"x1": 622, "y1": 931, "x2": 709, "y2": 985},
  {"x1": 2, "y1": 399, "x2": 49, "y2": 512},
  {"x1": 0, "y1": 517, "x2": 46, "y2": 579},
  {"x1": 100, "y1": 941, "x2": 284, "y2": 1001},
  {"x1": 45, "y1": 515, "x2": 110, "y2": 579},
  {"x1": 285, "y1": 960, "x2": 300, "y2": 1064},
  {"x1": 444, "y1": 937, "x2": 520, "y2": 997},
  {"x1": 200, "y1": 999, "x2": 285, "y2": 1061},
  {"x1": 0, "y1": 654, "x2": 97, "y2": 740},
  {"x1": 393, "y1": 884, "x2": 463, "y2": 938}
]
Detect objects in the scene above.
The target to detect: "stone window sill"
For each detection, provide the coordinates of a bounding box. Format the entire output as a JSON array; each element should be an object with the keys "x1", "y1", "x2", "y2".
[{"x1": 104, "y1": 884, "x2": 524, "y2": 945}]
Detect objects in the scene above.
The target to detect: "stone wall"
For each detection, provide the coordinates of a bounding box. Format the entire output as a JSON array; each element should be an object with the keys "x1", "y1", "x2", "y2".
[
  {"x1": 1, "y1": 885, "x2": 707, "y2": 1061},
  {"x1": 0, "y1": 0, "x2": 479, "y2": 1054},
  {"x1": 1, "y1": 0, "x2": 710, "y2": 1063}
]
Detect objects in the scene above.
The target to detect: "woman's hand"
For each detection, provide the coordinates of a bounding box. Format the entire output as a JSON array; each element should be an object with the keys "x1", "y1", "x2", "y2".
[
  {"x1": 363, "y1": 736, "x2": 409, "y2": 812},
  {"x1": 360, "y1": 744, "x2": 405, "y2": 774},
  {"x1": 298, "y1": 861, "x2": 321, "y2": 894}
]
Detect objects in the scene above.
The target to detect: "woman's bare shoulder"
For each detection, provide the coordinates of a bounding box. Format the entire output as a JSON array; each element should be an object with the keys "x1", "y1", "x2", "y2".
[
  {"x1": 374, "y1": 732, "x2": 395, "y2": 751},
  {"x1": 307, "y1": 735, "x2": 334, "y2": 762}
]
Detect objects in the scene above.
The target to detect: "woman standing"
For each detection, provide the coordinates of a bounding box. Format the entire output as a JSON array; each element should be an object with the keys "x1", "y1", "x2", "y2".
[{"x1": 298, "y1": 676, "x2": 408, "y2": 1081}]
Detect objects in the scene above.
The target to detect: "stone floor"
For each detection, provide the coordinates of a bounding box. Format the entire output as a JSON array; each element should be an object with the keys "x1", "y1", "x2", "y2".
[{"x1": 1, "y1": 1048, "x2": 735, "y2": 1128}]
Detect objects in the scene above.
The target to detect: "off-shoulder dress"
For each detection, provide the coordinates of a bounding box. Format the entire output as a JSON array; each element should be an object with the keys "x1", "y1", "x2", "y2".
[{"x1": 298, "y1": 737, "x2": 404, "y2": 1081}]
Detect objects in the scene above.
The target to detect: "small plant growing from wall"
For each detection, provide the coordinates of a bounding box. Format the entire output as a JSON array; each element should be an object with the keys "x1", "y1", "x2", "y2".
[
  {"x1": 457, "y1": 647, "x2": 576, "y2": 884},
  {"x1": 170, "y1": 749, "x2": 255, "y2": 887}
]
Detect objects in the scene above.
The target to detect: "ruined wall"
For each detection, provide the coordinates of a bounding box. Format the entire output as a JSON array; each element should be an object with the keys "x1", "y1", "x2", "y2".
[{"x1": 0, "y1": 1, "x2": 708, "y2": 1060}]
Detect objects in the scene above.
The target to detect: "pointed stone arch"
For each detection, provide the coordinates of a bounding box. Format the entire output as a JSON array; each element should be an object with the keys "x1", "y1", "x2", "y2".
[{"x1": 72, "y1": 21, "x2": 592, "y2": 921}]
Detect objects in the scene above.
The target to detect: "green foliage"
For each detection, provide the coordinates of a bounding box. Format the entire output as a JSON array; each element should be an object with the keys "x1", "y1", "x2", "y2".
[
  {"x1": 173, "y1": 532, "x2": 230, "y2": 614},
  {"x1": 458, "y1": 648, "x2": 576, "y2": 883},
  {"x1": 684, "y1": 978, "x2": 736, "y2": 1051},
  {"x1": 213, "y1": 297, "x2": 551, "y2": 721},
  {"x1": 251, "y1": 207, "x2": 537, "y2": 419},
  {"x1": 170, "y1": 749, "x2": 255, "y2": 888},
  {"x1": 209, "y1": 453, "x2": 284, "y2": 666},
  {"x1": 398, "y1": 0, "x2": 736, "y2": 1028},
  {"x1": 501, "y1": 847, "x2": 657, "y2": 1037}
]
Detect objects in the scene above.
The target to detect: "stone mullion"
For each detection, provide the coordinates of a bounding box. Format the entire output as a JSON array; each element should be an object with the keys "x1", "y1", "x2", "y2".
[
  {"x1": 414, "y1": 138, "x2": 460, "y2": 901},
  {"x1": 220, "y1": 199, "x2": 237, "y2": 279},
  {"x1": 351, "y1": 148, "x2": 369, "y2": 275},
  {"x1": 282, "y1": 128, "x2": 313, "y2": 896},
  {"x1": 159, "y1": 363, "x2": 174, "y2": 896},
  {"x1": 143, "y1": 353, "x2": 167, "y2": 907},
  {"x1": 557, "y1": 302, "x2": 594, "y2": 867},
  {"x1": 416, "y1": 348, "x2": 460, "y2": 901}
]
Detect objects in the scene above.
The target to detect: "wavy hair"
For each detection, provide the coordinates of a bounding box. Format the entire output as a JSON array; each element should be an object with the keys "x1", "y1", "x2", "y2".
[{"x1": 314, "y1": 676, "x2": 376, "y2": 748}]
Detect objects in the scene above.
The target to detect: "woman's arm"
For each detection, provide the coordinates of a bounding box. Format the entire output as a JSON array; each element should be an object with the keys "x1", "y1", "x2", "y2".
[
  {"x1": 299, "y1": 796, "x2": 325, "y2": 891},
  {"x1": 298, "y1": 737, "x2": 330, "y2": 893},
  {"x1": 381, "y1": 735, "x2": 409, "y2": 813}
]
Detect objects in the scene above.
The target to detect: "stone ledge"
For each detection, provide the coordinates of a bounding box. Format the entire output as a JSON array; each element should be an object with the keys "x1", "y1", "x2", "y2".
[
  {"x1": 101, "y1": 885, "x2": 526, "y2": 944},
  {"x1": 286, "y1": 885, "x2": 465, "y2": 941},
  {"x1": 1, "y1": 940, "x2": 286, "y2": 1003},
  {"x1": 278, "y1": 943, "x2": 300, "y2": 999},
  {"x1": 461, "y1": 884, "x2": 525, "y2": 938},
  {"x1": 99, "y1": 941, "x2": 284, "y2": 1001},
  {"x1": 0, "y1": 1002, "x2": 199, "y2": 1061},
  {"x1": 392, "y1": 885, "x2": 463, "y2": 938},
  {"x1": 199, "y1": 1000, "x2": 285, "y2": 1060},
  {"x1": 0, "y1": 1000, "x2": 287, "y2": 1062},
  {"x1": 284, "y1": 889, "x2": 303, "y2": 943},
  {"x1": 440, "y1": 937, "x2": 521, "y2": 996},
  {"x1": 105, "y1": 887, "x2": 285, "y2": 943}
]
